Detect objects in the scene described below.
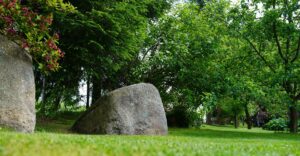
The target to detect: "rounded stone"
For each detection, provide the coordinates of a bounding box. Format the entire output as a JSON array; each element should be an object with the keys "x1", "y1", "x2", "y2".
[
  {"x1": 0, "y1": 35, "x2": 36, "y2": 133},
  {"x1": 72, "y1": 83, "x2": 168, "y2": 135}
]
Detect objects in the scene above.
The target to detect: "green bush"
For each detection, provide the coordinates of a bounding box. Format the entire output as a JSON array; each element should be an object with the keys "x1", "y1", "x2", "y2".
[
  {"x1": 167, "y1": 106, "x2": 190, "y2": 128},
  {"x1": 167, "y1": 105, "x2": 203, "y2": 128},
  {"x1": 263, "y1": 118, "x2": 287, "y2": 131}
]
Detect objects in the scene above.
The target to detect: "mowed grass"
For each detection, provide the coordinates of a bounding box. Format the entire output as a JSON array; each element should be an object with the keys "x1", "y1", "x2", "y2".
[{"x1": 0, "y1": 115, "x2": 299, "y2": 156}]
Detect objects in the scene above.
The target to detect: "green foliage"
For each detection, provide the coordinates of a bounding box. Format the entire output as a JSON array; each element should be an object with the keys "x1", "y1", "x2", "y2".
[
  {"x1": 134, "y1": 1, "x2": 230, "y2": 126},
  {"x1": 167, "y1": 106, "x2": 190, "y2": 128},
  {"x1": 228, "y1": 0, "x2": 300, "y2": 132},
  {"x1": 263, "y1": 118, "x2": 288, "y2": 131},
  {"x1": 201, "y1": 92, "x2": 217, "y2": 113},
  {"x1": 218, "y1": 97, "x2": 243, "y2": 118},
  {"x1": 263, "y1": 118, "x2": 300, "y2": 131},
  {"x1": 0, "y1": 0, "x2": 74, "y2": 72},
  {"x1": 33, "y1": 0, "x2": 171, "y2": 116},
  {"x1": 21, "y1": 0, "x2": 298, "y2": 131}
]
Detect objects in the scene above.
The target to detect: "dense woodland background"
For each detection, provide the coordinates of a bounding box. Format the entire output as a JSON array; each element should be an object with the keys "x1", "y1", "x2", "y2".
[{"x1": 30, "y1": 0, "x2": 300, "y2": 133}]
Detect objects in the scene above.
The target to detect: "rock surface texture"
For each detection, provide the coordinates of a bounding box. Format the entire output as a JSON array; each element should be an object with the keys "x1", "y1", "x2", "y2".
[
  {"x1": 0, "y1": 35, "x2": 36, "y2": 133},
  {"x1": 72, "y1": 83, "x2": 168, "y2": 135}
]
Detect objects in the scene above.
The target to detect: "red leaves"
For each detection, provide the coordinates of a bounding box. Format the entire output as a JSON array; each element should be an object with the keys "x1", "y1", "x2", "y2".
[
  {"x1": 7, "y1": 0, "x2": 17, "y2": 9},
  {"x1": 2, "y1": 15, "x2": 13, "y2": 25},
  {"x1": 45, "y1": 37, "x2": 64, "y2": 71},
  {"x1": 21, "y1": 40, "x2": 29, "y2": 49},
  {"x1": 1, "y1": 0, "x2": 17, "y2": 10},
  {"x1": 6, "y1": 27, "x2": 16, "y2": 35},
  {"x1": 43, "y1": 15, "x2": 53, "y2": 25},
  {"x1": 21, "y1": 7, "x2": 29, "y2": 13},
  {"x1": 47, "y1": 39, "x2": 57, "y2": 50},
  {"x1": 0, "y1": 0, "x2": 63, "y2": 72},
  {"x1": 1, "y1": 15, "x2": 16, "y2": 36}
]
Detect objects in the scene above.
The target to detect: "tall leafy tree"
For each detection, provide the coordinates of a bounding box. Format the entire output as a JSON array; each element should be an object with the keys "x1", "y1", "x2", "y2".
[
  {"x1": 229, "y1": 0, "x2": 300, "y2": 133},
  {"x1": 133, "y1": 1, "x2": 230, "y2": 126},
  {"x1": 35, "y1": 0, "x2": 172, "y2": 115}
]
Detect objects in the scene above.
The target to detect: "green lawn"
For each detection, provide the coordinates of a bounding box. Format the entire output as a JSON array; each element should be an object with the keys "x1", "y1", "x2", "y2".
[{"x1": 0, "y1": 117, "x2": 299, "y2": 156}]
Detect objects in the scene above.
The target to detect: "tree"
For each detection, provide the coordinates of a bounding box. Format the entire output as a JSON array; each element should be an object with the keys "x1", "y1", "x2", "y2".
[
  {"x1": 133, "y1": 1, "x2": 230, "y2": 126},
  {"x1": 229, "y1": 0, "x2": 300, "y2": 133},
  {"x1": 34, "y1": 0, "x2": 172, "y2": 115}
]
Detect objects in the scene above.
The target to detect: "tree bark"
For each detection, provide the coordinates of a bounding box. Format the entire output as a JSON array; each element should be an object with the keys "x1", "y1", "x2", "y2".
[
  {"x1": 245, "y1": 105, "x2": 252, "y2": 129},
  {"x1": 40, "y1": 75, "x2": 47, "y2": 115},
  {"x1": 206, "y1": 112, "x2": 212, "y2": 125},
  {"x1": 53, "y1": 94, "x2": 62, "y2": 111},
  {"x1": 86, "y1": 74, "x2": 91, "y2": 109},
  {"x1": 234, "y1": 113, "x2": 239, "y2": 128},
  {"x1": 91, "y1": 75, "x2": 102, "y2": 104},
  {"x1": 289, "y1": 105, "x2": 298, "y2": 133}
]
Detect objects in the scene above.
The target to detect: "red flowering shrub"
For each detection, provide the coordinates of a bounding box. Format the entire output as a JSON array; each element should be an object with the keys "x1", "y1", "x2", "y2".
[{"x1": 0, "y1": 0, "x2": 72, "y2": 72}]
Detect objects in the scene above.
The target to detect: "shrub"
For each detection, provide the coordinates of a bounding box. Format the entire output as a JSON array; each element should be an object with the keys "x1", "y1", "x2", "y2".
[
  {"x1": 167, "y1": 106, "x2": 190, "y2": 128},
  {"x1": 263, "y1": 118, "x2": 287, "y2": 131},
  {"x1": 0, "y1": 0, "x2": 74, "y2": 73},
  {"x1": 167, "y1": 106, "x2": 203, "y2": 128}
]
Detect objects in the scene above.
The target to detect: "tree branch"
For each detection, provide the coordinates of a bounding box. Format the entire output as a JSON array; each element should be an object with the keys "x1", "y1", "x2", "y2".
[
  {"x1": 140, "y1": 37, "x2": 162, "y2": 61},
  {"x1": 273, "y1": 22, "x2": 288, "y2": 64},
  {"x1": 291, "y1": 36, "x2": 300, "y2": 63},
  {"x1": 241, "y1": 34, "x2": 276, "y2": 73}
]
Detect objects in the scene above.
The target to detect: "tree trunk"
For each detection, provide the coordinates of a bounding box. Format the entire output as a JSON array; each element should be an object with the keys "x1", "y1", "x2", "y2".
[
  {"x1": 234, "y1": 113, "x2": 239, "y2": 128},
  {"x1": 216, "y1": 107, "x2": 222, "y2": 125},
  {"x1": 92, "y1": 75, "x2": 102, "y2": 104},
  {"x1": 206, "y1": 112, "x2": 212, "y2": 125},
  {"x1": 40, "y1": 75, "x2": 47, "y2": 115},
  {"x1": 53, "y1": 94, "x2": 62, "y2": 111},
  {"x1": 86, "y1": 74, "x2": 91, "y2": 109},
  {"x1": 289, "y1": 105, "x2": 298, "y2": 133},
  {"x1": 245, "y1": 105, "x2": 252, "y2": 129}
]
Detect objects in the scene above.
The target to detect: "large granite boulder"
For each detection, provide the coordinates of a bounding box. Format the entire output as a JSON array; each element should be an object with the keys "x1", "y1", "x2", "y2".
[
  {"x1": 72, "y1": 83, "x2": 168, "y2": 135},
  {"x1": 0, "y1": 35, "x2": 36, "y2": 133}
]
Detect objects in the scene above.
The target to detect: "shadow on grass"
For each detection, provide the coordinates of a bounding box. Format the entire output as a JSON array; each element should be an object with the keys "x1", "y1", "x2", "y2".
[
  {"x1": 170, "y1": 127, "x2": 300, "y2": 141},
  {"x1": 35, "y1": 111, "x2": 83, "y2": 134}
]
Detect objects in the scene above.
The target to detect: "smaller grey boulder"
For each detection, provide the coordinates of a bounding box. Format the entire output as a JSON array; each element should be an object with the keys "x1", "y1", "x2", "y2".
[{"x1": 72, "y1": 83, "x2": 168, "y2": 135}]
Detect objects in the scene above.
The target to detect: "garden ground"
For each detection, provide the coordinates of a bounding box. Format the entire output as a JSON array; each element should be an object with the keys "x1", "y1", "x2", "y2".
[{"x1": 0, "y1": 113, "x2": 299, "y2": 156}]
